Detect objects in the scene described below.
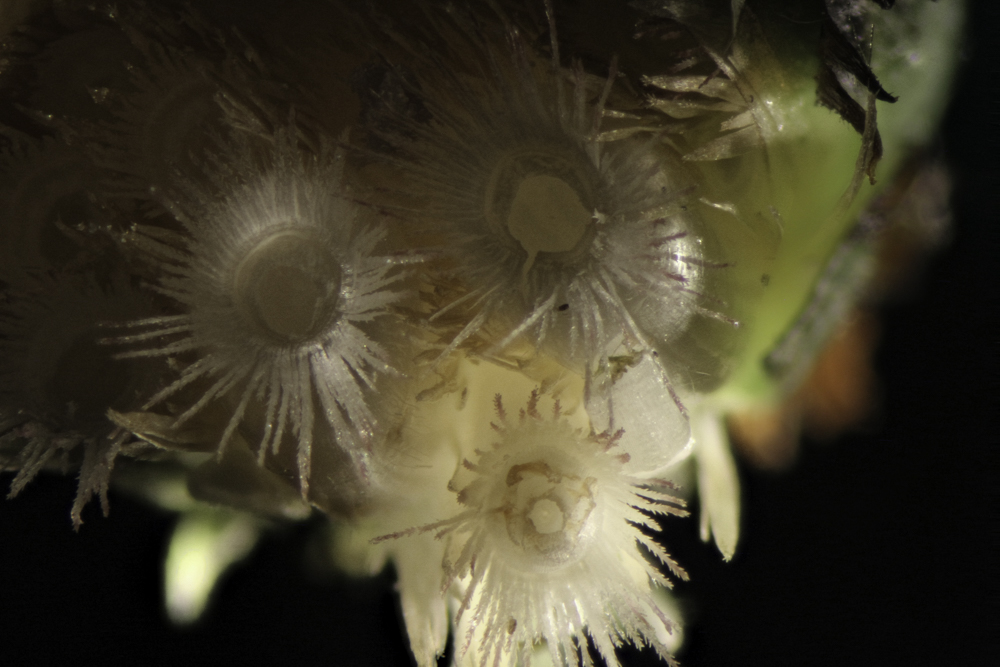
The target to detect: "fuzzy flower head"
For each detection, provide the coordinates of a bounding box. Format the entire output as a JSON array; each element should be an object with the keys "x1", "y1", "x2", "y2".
[
  {"x1": 72, "y1": 4, "x2": 282, "y2": 218},
  {"x1": 420, "y1": 389, "x2": 688, "y2": 667},
  {"x1": 359, "y1": 7, "x2": 713, "y2": 370},
  {"x1": 0, "y1": 272, "x2": 153, "y2": 527},
  {"x1": 116, "y1": 127, "x2": 411, "y2": 501},
  {"x1": 0, "y1": 135, "x2": 103, "y2": 271}
]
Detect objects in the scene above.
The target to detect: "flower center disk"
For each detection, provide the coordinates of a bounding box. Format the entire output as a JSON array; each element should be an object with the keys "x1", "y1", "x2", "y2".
[
  {"x1": 500, "y1": 458, "x2": 597, "y2": 567},
  {"x1": 234, "y1": 229, "x2": 342, "y2": 344},
  {"x1": 485, "y1": 150, "x2": 596, "y2": 273}
]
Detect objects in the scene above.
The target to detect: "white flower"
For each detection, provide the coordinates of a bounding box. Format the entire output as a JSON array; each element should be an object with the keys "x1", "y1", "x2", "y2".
[
  {"x1": 355, "y1": 6, "x2": 717, "y2": 375},
  {"x1": 373, "y1": 359, "x2": 689, "y2": 667},
  {"x1": 443, "y1": 390, "x2": 687, "y2": 667},
  {"x1": 113, "y1": 127, "x2": 412, "y2": 499}
]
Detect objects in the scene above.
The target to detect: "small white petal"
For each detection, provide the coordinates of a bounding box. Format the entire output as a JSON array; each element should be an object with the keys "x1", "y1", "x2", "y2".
[
  {"x1": 164, "y1": 508, "x2": 261, "y2": 625},
  {"x1": 394, "y1": 534, "x2": 451, "y2": 667},
  {"x1": 693, "y1": 407, "x2": 741, "y2": 561},
  {"x1": 587, "y1": 352, "x2": 692, "y2": 476}
]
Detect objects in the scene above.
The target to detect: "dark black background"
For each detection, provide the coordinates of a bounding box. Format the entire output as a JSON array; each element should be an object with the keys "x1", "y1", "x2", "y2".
[{"x1": 0, "y1": 2, "x2": 994, "y2": 666}]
